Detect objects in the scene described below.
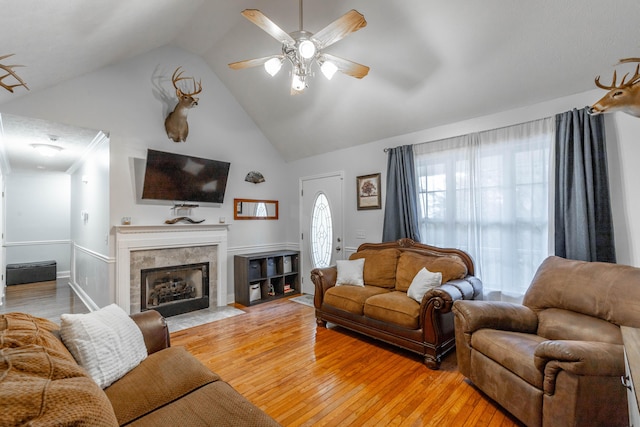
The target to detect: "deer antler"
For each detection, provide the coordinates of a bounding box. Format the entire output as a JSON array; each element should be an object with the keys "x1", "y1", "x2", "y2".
[
  {"x1": 171, "y1": 67, "x2": 202, "y2": 97},
  {"x1": 595, "y1": 58, "x2": 640, "y2": 90},
  {"x1": 0, "y1": 54, "x2": 29, "y2": 93}
]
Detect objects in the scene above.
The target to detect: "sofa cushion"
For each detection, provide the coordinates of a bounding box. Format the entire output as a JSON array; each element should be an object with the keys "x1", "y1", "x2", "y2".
[
  {"x1": 324, "y1": 285, "x2": 389, "y2": 315},
  {"x1": 105, "y1": 346, "x2": 220, "y2": 425},
  {"x1": 60, "y1": 304, "x2": 148, "y2": 389},
  {"x1": 336, "y1": 259, "x2": 365, "y2": 287},
  {"x1": 396, "y1": 252, "x2": 468, "y2": 291},
  {"x1": 364, "y1": 291, "x2": 421, "y2": 329},
  {"x1": 124, "y1": 380, "x2": 279, "y2": 427},
  {"x1": 536, "y1": 308, "x2": 623, "y2": 344},
  {"x1": 471, "y1": 329, "x2": 546, "y2": 388},
  {"x1": 0, "y1": 313, "x2": 118, "y2": 427},
  {"x1": 349, "y1": 248, "x2": 401, "y2": 288}
]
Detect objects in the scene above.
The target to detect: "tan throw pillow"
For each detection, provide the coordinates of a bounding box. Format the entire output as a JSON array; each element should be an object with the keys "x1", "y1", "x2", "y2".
[
  {"x1": 396, "y1": 251, "x2": 467, "y2": 291},
  {"x1": 349, "y1": 248, "x2": 400, "y2": 288}
]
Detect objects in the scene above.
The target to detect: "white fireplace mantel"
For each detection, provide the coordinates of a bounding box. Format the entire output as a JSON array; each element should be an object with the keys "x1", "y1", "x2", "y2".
[{"x1": 115, "y1": 224, "x2": 229, "y2": 314}]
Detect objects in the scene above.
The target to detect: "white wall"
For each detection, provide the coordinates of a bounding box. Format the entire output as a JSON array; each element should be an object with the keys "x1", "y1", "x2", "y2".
[
  {"x1": 288, "y1": 89, "x2": 640, "y2": 268},
  {"x1": 0, "y1": 45, "x2": 295, "y2": 304},
  {"x1": 4, "y1": 172, "x2": 71, "y2": 274},
  {"x1": 70, "y1": 135, "x2": 111, "y2": 307}
]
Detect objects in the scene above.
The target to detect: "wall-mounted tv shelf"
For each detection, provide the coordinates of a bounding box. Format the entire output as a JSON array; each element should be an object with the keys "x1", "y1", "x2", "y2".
[{"x1": 234, "y1": 250, "x2": 300, "y2": 306}]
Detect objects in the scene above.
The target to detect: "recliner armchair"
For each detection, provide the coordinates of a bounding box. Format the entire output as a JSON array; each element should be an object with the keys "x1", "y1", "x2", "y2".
[{"x1": 452, "y1": 256, "x2": 640, "y2": 427}]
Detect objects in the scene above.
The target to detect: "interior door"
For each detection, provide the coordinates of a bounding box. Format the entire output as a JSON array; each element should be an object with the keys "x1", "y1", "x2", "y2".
[{"x1": 300, "y1": 172, "x2": 344, "y2": 295}]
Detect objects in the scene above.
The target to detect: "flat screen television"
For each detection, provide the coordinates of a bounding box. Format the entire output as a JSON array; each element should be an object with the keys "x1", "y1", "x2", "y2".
[{"x1": 141, "y1": 149, "x2": 230, "y2": 204}]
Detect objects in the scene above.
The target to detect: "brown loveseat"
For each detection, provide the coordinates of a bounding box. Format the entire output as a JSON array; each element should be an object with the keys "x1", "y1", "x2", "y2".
[
  {"x1": 0, "y1": 310, "x2": 279, "y2": 426},
  {"x1": 311, "y1": 239, "x2": 482, "y2": 369},
  {"x1": 453, "y1": 256, "x2": 640, "y2": 427}
]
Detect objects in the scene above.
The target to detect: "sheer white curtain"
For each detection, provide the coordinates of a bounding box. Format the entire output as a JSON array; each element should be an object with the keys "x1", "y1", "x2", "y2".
[{"x1": 414, "y1": 117, "x2": 554, "y2": 301}]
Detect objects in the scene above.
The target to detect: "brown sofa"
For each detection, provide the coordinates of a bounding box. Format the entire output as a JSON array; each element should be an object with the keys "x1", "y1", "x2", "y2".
[
  {"x1": 0, "y1": 310, "x2": 279, "y2": 426},
  {"x1": 311, "y1": 238, "x2": 483, "y2": 369},
  {"x1": 453, "y1": 256, "x2": 640, "y2": 427}
]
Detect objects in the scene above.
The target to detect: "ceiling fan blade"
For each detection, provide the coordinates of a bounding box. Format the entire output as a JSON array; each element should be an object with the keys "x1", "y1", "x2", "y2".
[
  {"x1": 322, "y1": 54, "x2": 370, "y2": 79},
  {"x1": 312, "y1": 10, "x2": 367, "y2": 49},
  {"x1": 228, "y1": 55, "x2": 283, "y2": 70},
  {"x1": 241, "y1": 9, "x2": 296, "y2": 45}
]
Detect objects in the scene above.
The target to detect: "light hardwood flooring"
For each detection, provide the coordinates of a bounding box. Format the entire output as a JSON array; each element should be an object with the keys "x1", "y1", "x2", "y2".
[
  {"x1": 0, "y1": 282, "x2": 523, "y2": 426},
  {"x1": 172, "y1": 298, "x2": 524, "y2": 427}
]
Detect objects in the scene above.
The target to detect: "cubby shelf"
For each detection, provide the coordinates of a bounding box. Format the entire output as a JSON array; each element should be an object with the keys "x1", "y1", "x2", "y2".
[{"x1": 234, "y1": 250, "x2": 300, "y2": 306}]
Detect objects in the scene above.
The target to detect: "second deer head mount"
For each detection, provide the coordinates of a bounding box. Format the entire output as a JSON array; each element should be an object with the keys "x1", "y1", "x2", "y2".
[
  {"x1": 164, "y1": 67, "x2": 202, "y2": 143},
  {"x1": 590, "y1": 58, "x2": 640, "y2": 117}
]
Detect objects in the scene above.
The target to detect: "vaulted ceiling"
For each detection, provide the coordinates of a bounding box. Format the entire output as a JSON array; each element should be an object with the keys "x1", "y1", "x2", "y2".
[{"x1": 1, "y1": 0, "x2": 639, "y2": 162}]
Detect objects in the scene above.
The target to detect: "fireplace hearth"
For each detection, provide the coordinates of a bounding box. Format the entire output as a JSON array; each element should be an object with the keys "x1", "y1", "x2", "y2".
[{"x1": 141, "y1": 262, "x2": 209, "y2": 317}]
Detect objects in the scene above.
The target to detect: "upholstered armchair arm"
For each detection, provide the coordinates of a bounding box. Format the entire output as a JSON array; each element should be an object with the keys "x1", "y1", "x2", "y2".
[
  {"x1": 534, "y1": 340, "x2": 624, "y2": 394},
  {"x1": 310, "y1": 266, "x2": 337, "y2": 309},
  {"x1": 452, "y1": 300, "x2": 539, "y2": 335},
  {"x1": 452, "y1": 300, "x2": 538, "y2": 377},
  {"x1": 130, "y1": 310, "x2": 170, "y2": 355}
]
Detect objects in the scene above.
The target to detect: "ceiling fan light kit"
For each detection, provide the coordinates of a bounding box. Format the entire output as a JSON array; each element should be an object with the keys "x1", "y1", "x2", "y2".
[{"x1": 229, "y1": 1, "x2": 369, "y2": 94}]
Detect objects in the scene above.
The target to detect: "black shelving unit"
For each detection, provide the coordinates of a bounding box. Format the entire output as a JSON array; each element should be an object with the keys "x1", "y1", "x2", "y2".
[{"x1": 234, "y1": 250, "x2": 300, "y2": 306}]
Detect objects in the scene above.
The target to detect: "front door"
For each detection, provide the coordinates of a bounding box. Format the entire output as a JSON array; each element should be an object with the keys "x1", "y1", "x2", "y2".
[{"x1": 300, "y1": 172, "x2": 344, "y2": 295}]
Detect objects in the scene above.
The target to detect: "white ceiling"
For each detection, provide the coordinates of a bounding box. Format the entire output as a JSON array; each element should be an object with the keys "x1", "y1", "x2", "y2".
[{"x1": 1, "y1": 0, "x2": 639, "y2": 163}]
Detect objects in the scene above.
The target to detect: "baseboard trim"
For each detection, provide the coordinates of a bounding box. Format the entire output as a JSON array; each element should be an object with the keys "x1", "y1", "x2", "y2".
[{"x1": 68, "y1": 279, "x2": 99, "y2": 312}]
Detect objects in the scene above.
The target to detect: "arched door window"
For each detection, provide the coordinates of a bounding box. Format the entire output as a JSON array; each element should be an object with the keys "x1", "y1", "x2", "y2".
[{"x1": 310, "y1": 193, "x2": 333, "y2": 268}]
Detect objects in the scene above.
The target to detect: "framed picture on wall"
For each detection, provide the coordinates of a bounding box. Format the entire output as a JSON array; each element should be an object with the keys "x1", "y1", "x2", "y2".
[{"x1": 356, "y1": 173, "x2": 382, "y2": 210}]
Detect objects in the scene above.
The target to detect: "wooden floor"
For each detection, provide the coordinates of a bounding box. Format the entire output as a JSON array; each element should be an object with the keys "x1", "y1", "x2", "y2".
[
  {"x1": 171, "y1": 298, "x2": 524, "y2": 427},
  {"x1": 1, "y1": 282, "x2": 523, "y2": 426},
  {"x1": 0, "y1": 279, "x2": 88, "y2": 322}
]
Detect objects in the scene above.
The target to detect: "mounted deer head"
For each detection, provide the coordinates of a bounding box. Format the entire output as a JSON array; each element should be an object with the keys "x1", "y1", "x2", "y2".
[
  {"x1": 164, "y1": 67, "x2": 202, "y2": 143},
  {"x1": 589, "y1": 58, "x2": 640, "y2": 117},
  {"x1": 0, "y1": 54, "x2": 29, "y2": 93}
]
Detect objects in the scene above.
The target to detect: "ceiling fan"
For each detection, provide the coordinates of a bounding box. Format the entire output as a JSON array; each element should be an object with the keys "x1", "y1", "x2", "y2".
[{"x1": 228, "y1": 0, "x2": 370, "y2": 95}]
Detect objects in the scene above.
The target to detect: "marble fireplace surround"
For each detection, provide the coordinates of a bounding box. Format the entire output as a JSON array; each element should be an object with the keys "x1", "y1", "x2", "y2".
[{"x1": 115, "y1": 224, "x2": 228, "y2": 314}]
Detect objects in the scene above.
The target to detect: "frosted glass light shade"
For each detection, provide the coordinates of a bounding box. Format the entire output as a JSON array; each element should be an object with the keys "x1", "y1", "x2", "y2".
[
  {"x1": 264, "y1": 58, "x2": 283, "y2": 77},
  {"x1": 31, "y1": 144, "x2": 63, "y2": 157},
  {"x1": 298, "y1": 40, "x2": 316, "y2": 59},
  {"x1": 321, "y1": 61, "x2": 338, "y2": 80},
  {"x1": 291, "y1": 74, "x2": 306, "y2": 91}
]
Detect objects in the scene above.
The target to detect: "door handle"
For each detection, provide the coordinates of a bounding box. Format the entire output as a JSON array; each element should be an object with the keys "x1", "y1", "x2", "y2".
[{"x1": 336, "y1": 246, "x2": 341, "y2": 252}]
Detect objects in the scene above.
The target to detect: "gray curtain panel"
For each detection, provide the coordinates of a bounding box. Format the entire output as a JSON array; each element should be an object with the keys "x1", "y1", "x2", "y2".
[
  {"x1": 382, "y1": 145, "x2": 421, "y2": 242},
  {"x1": 555, "y1": 107, "x2": 616, "y2": 262}
]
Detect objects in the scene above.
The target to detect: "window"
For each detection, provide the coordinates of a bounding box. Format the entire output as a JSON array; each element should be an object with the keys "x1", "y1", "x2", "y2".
[
  {"x1": 414, "y1": 118, "x2": 554, "y2": 300},
  {"x1": 310, "y1": 193, "x2": 333, "y2": 268}
]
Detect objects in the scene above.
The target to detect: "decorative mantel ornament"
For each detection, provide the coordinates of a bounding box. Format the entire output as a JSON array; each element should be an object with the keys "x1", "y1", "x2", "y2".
[
  {"x1": 0, "y1": 54, "x2": 29, "y2": 93},
  {"x1": 590, "y1": 58, "x2": 640, "y2": 117},
  {"x1": 245, "y1": 171, "x2": 265, "y2": 184},
  {"x1": 164, "y1": 67, "x2": 202, "y2": 142}
]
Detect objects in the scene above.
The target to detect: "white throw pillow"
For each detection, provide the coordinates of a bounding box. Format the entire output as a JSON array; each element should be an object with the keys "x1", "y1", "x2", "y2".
[
  {"x1": 407, "y1": 267, "x2": 442, "y2": 302},
  {"x1": 336, "y1": 258, "x2": 365, "y2": 287},
  {"x1": 60, "y1": 304, "x2": 148, "y2": 389}
]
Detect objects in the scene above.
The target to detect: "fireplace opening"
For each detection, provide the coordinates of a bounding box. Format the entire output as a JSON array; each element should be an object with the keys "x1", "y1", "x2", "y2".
[{"x1": 140, "y1": 262, "x2": 209, "y2": 317}]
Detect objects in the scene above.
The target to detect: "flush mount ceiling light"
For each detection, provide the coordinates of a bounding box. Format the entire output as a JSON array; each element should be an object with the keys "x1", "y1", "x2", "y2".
[
  {"x1": 31, "y1": 144, "x2": 63, "y2": 157},
  {"x1": 31, "y1": 136, "x2": 63, "y2": 157},
  {"x1": 228, "y1": 0, "x2": 370, "y2": 95}
]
